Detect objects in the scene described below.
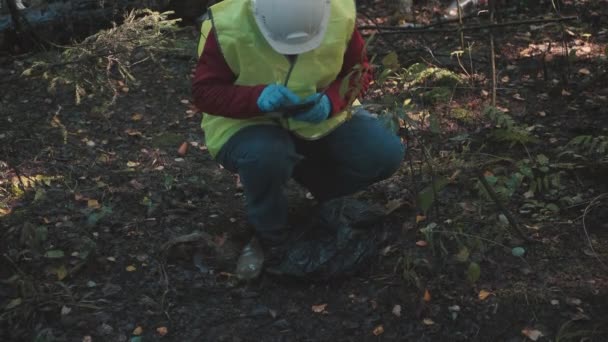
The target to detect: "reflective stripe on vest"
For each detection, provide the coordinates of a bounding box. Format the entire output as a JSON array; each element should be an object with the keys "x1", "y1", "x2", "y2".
[{"x1": 197, "y1": 0, "x2": 357, "y2": 157}]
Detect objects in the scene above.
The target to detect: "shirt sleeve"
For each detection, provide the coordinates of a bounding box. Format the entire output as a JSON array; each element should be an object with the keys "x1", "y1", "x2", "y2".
[
  {"x1": 323, "y1": 28, "x2": 373, "y2": 115},
  {"x1": 191, "y1": 28, "x2": 266, "y2": 119}
]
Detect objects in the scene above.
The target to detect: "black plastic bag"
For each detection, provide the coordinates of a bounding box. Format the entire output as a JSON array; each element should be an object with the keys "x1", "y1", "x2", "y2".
[{"x1": 266, "y1": 198, "x2": 386, "y2": 280}]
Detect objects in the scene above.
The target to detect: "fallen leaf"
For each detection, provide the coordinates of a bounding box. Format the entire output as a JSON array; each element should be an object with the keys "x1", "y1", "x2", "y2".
[
  {"x1": 131, "y1": 113, "x2": 144, "y2": 121},
  {"x1": 550, "y1": 299, "x2": 559, "y2": 306},
  {"x1": 156, "y1": 326, "x2": 168, "y2": 336},
  {"x1": 45, "y1": 250, "x2": 65, "y2": 259},
  {"x1": 455, "y1": 246, "x2": 470, "y2": 262},
  {"x1": 423, "y1": 318, "x2": 435, "y2": 325},
  {"x1": 55, "y1": 264, "x2": 68, "y2": 280},
  {"x1": 521, "y1": 327, "x2": 544, "y2": 341},
  {"x1": 121, "y1": 87, "x2": 130, "y2": 93},
  {"x1": 372, "y1": 325, "x2": 384, "y2": 336},
  {"x1": 126, "y1": 161, "x2": 140, "y2": 168},
  {"x1": 126, "y1": 265, "x2": 137, "y2": 272},
  {"x1": 478, "y1": 290, "x2": 492, "y2": 300},
  {"x1": 129, "y1": 179, "x2": 145, "y2": 190},
  {"x1": 177, "y1": 142, "x2": 188, "y2": 156},
  {"x1": 106, "y1": 256, "x2": 116, "y2": 262},
  {"x1": 448, "y1": 305, "x2": 461, "y2": 312},
  {"x1": 5, "y1": 298, "x2": 22, "y2": 309},
  {"x1": 384, "y1": 199, "x2": 404, "y2": 214},
  {"x1": 562, "y1": 89, "x2": 571, "y2": 96},
  {"x1": 133, "y1": 326, "x2": 143, "y2": 335},
  {"x1": 87, "y1": 199, "x2": 101, "y2": 209},
  {"x1": 61, "y1": 305, "x2": 72, "y2": 315},
  {"x1": 124, "y1": 128, "x2": 143, "y2": 136},
  {"x1": 467, "y1": 262, "x2": 481, "y2": 283},
  {"x1": 578, "y1": 68, "x2": 590, "y2": 75},
  {"x1": 416, "y1": 240, "x2": 428, "y2": 247},
  {"x1": 180, "y1": 99, "x2": 190, "y2": 104},
  {"x1": 423, "y1": 289, "x2": 431, "y2": 302},
  {"x1": 416, "y1": 215, "x2": 426, "y2": 223},
  {"x1": 513, "y1": 93, "x2": 525, "y2": 101},
  {"x1": 312, "y1": 303, "x2": 327, "y2": 313},
  {"x1": 392, "y1": 304, "x2": 402, "y2": 317}
]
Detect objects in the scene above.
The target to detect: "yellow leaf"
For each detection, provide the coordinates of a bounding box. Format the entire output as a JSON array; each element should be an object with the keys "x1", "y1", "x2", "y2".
[
  {"x1": 416, "y1": 215, "x2": 426, "y2": 223},
  {"x1": 156, "y1": 326, "x2": 168, "y2": 336},
  {"x1": 133, "y1": 326, "x2": 143, "y2": 335},
  {"x1": 423, "y1": 289, "x2": 431, "y2": 302},
  {"x1": 126, "y1": 265, "x2": 137, "y2": 272},
  {"x1": 372, "y1": 325, "x2": 384, "y2": 336},
  {"x1": 87, "y1": 199, "x2": 101, "y2": 209},
  {"x1": 423, "y1": 318, "x2": 435, "y2": 325},
  {"x1": 381, "y1": 51, "x2": 400, "y2": 69},
  {"x1": 478, "y1": 290, "x2": 492, "y2": 300},
  {"x1": 55, "y1": 265, "x2": 68, "y2": 280},
  {"x1": 127, "y1": 161, "x2": 140, "y2": 168},
  {"x1": 311, "y1": 303, "x2": 327, "y2": 313},
  {"x1": 131, "y1": 113, "x2": 144, "y2": 121}
]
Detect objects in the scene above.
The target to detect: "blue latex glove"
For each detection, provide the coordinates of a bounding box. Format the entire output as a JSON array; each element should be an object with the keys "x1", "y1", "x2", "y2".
[
  {"x1": 257, "y1": 84, "x2": 301, "y2": 112},
  {"x1": 292, "y1": 93, "x2": 331, "y2": 124}
]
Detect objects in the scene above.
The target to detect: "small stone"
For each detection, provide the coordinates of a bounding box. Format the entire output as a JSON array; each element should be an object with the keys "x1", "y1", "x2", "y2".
[{"x1": 98, "y1": 323, "x2": 114, "y2": 335}]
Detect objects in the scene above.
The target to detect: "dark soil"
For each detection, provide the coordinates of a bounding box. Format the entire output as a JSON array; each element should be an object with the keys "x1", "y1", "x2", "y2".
[{"x1": 1, "y1": 1, "x2": 608, "y2": 341}]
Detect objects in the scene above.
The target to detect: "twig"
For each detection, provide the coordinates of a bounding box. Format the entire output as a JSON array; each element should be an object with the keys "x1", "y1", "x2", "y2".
[
  {"x1": 456, "y1": 0, "x2": 465, "y2": 50},
  {"x1": 489, "y1": 0, "x2": 497, "y2": 107},
  {"x1": 477, "y1": 172, "x2": 532, "y2": 242},
  {"x1": 359, "y1": 16, "x2": 578, "y2": 34},
  {"x1": 581, "y1": 193, "x2": 608, "y2": 271}
]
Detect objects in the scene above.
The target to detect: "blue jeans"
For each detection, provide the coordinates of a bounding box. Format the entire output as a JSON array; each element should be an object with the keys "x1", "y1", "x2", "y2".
[{"x1": 215, "y1": 110, "x2": 405, "y2": 244}]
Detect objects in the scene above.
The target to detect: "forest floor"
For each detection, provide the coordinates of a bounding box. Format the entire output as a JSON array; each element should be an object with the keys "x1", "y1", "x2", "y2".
[{"x1": 1, "y1": 1, "x2": 608, "y2": 341}]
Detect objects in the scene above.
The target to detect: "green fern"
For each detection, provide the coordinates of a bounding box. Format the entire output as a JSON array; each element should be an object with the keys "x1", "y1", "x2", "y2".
[{"x1": 559, "y1": 135, "x2": 608, "y2": 164}]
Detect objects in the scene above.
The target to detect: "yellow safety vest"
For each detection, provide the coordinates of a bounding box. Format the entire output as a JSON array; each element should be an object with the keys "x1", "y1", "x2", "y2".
[{"x1": 197, "y1": 0, "x2": 358, "y2": 157}]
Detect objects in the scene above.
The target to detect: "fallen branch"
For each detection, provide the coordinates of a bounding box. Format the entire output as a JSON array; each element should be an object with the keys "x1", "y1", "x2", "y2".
[
  {"x1": 477, "y1": 172, "x2": 532, "y2": 242},
  {"x1": 358, "y1": 16, "x2": 578, "y2": 34},
  {"x1": 581, "y1": 193, "x2": 608, "y2": 271}
]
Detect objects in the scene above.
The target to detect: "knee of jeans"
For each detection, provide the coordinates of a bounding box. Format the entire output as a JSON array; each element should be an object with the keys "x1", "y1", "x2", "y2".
[
  {"x1": 362, "y1": 136, "x2": 405, "y2": 180},
  {"x1": 238, "y1": 143, "x2": 300, "y2": 182}
]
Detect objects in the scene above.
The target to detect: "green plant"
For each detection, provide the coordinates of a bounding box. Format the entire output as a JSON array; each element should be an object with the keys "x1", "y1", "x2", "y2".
[
  {"x1": 484, "y1": 106, "x2": 539, "y2": 147},
  {"x1": 559, "y1": 135, "x2": 608, "y2": 165},
  {"x1": 20, "y1": 10, "x2": 187, "y2": 105}
]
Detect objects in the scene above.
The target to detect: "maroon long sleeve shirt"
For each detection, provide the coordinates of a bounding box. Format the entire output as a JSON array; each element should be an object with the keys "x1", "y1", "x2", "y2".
[{"x1": 191, "y1": 27, "x2": 372, "y2": 119}]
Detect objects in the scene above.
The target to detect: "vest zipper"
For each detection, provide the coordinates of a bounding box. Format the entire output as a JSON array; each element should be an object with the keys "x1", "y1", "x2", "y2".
[
  {"x1": 283, "y1": 55, "x2": 298, "y2": 87},
  {"x1": 279, "y1": 55, "x2": 298, "y2": 131}
]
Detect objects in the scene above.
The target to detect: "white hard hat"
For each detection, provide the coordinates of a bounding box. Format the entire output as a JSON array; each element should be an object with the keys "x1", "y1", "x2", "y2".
[{"x1": 251, "y1": 0, "x2": 332, "y2": 55}]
